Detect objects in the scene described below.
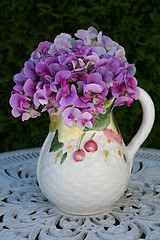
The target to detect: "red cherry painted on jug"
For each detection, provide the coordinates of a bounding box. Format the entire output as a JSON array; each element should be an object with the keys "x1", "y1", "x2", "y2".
[
  {"x1": 84, "y1": 140, "x2": 98, "y2": 152},
  {"x1": 73, "y1": 149, "x2": 85, "y2": 162}
]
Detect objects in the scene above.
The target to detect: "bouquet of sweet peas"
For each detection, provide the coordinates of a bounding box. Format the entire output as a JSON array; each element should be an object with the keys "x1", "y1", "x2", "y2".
[{"x1": 9, "y1": 26, "x2": 139, "y2": 130}]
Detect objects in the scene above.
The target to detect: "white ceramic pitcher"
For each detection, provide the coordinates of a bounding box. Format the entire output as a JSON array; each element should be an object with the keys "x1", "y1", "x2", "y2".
[{"x1": 37, "y1": 87, "x2": 155, "y2": 215}]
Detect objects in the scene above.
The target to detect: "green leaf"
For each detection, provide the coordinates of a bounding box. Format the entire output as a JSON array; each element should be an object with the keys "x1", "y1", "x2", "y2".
[
  {"x1": 123, "y1": 154, "x2": 127, "y2": 163},
  {"x1": 104, "y1": 150, "x2": 109, "y2": 162},
  {"x1": 49, "y1": 130, "x2": 64, "y2": 152},
  {"x1": 55, "y1": 149, "x2": 63, "y2": 163},
  {"x1": 84, "y1": 107, "x2": 111, "y2": 132},
  {"x1": 61, "y1": 152, "x2": 67, "y2": 164}
]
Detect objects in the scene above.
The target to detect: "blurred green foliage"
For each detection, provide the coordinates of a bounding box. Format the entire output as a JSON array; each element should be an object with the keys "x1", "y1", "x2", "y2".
[{"x1": 0, "y1": 0, "x2": 160, "y2": 152}]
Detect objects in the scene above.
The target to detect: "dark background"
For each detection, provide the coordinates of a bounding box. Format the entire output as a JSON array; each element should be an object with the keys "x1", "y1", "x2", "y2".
[{"x1": 0, "y1": 0, "x2": 160, "y2": 152}]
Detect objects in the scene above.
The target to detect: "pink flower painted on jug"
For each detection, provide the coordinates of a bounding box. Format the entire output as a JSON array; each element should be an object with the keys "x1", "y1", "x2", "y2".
[{"x1": 103, "y1": 128, "x2": 122, "y2": 146}]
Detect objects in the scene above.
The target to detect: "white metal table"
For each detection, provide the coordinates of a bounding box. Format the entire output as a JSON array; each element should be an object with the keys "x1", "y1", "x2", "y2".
[{"x1": 0, "y1": 148, "x2": 160, "y2": 240}]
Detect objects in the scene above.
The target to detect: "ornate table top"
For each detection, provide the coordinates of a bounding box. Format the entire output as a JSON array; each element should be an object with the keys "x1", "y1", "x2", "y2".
[{"x1": 0, "y1": 148, "x2": 160, "y2": 240}]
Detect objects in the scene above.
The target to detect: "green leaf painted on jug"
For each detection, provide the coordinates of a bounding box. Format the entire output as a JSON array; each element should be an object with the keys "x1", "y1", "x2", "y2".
[
  {"x1": 84, "y1": 107, "x2": 111, "y2": 132},
  {"x1": 55, "y1": 149, "x2": 63, "y2": 163},
  {"x1": 61, "y1": 152, "x2": 67, "y2": 164},
  {"x1": 123, "y1": 154, "x2": 127, "y2": 163},
  {"x1": 104, "y1": 150, "x2": 109, "y2": 162},
  {"x1": 50, "y1": 130, "x2": 64, "y2": 152}
]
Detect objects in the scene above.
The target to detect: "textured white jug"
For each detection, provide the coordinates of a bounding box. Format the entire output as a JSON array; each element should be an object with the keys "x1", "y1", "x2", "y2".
[{"x1": 37, "y1": 87, "x2": 155, "y2": 215}]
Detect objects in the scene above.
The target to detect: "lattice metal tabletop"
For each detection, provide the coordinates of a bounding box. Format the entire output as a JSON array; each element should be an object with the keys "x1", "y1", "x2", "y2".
[{"x1": 0, "y1": 148, "x2": 160, "y2": 240}]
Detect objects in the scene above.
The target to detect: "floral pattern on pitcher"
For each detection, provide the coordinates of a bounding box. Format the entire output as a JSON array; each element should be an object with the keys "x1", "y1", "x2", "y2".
[{"x1": 48, "y1": 109, "x2": 127, "y2": 164}]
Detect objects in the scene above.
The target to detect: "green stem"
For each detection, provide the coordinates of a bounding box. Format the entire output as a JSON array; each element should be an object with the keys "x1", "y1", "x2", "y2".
[
  {"x1": 91, "y1": 132, "x2": 96, "y2": 140},
  {"x1": 78, "y1": 133, "x2": 85, "y2": 150}
]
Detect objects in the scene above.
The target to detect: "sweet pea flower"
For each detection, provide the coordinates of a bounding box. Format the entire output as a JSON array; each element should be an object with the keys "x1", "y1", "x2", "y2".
[
  {"x1": 13, "y1": 70, "x2": 27, "y2": 91},
  {"x1": 91, "y1": 46, "x2": 106, "y2": 56},
  {"x1": 35, "y1": 62, "x2": 52, "y2": 79},
  {"x1": 22, "y1": 108, "x2": 41, "y2": 121},
  {"x1": 9, "y1": 93, "x2": 40, "y2": 121},
  {"x1": 89, "y1": 95, "x2": 106, "y2": 115},
  {"x1": 62, "y1": 107, "x2": 81, "y2": 127},
  {"x1": 23, "y1": 61, "x2": 36, "y2": 80},
  {"x1": 54, "y1": 70, "x2": 71, "y2": 86},
  {"x1": 112, "y1": 83, "x2": 126, "y2": 98},
  {"x1": 41, "y1": 96, "x2": 57, "y2": 116},
  {"x1": 97, "y1": 67, "x2": 113, "y2": 84},
  {"x1": 85, "y1": 52, "x2": 100, "y2": 64},
  {"x1": 125, "y1": 76, "x2": 140, "y2": 99},
  {"x1": 74, "y1": 45, "x2": 91, "y2": 57},
  {"x1": 73, "y1": 95, "x2": 92, "y2": 108},
  {"x1": 77, "y1": 112, "x2": 95, "y2": 130},
  {"x1": 36, "y1": 41, "x2": 52, "y2": 54},
  {"x1": 114, "y1": 96, "x2": 133, "y2": 107},
  {"x1": 57, "y1": 84, "x2": 77, "y2": 107},
  {"x1": 49, "y1": 33, "x2": 72, "y2": 55},
  {"x1": 127, "y1": 64, "x2": 136, "y2": 76},
  {"x1": 10, "y1": 26, "x2": 140, "y2": 123},
  {"x1": 75, "y1": 26, "x2": 98, "y2": 45},
  {"x1": 83, "y1": 72, "x2": 105, "y2": 94},
  {"x1": 23, "y1": 78, "x2": 35, "y2": 97},
  {"x1": 33, "y1": 84, "x2": 52, "y2": 108}
]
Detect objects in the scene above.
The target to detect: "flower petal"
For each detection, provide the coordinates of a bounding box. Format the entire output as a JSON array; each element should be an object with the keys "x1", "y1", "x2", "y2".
[{"x1": 84, "y1": 83, "x2": 103, "y2": 94}]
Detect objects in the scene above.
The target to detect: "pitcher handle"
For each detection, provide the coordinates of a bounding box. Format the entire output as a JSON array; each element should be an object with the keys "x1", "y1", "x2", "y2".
[{"x1": 127, "y1": 87, "x2": 155, "y2": 163}]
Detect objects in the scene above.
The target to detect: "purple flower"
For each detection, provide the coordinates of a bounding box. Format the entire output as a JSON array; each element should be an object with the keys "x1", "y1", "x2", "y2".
[
  {"x1": 49, "y1": 33, "x2": 72, "y2": 55},
  {"x1": 75, "y1": 26, "x2": 98, "y2": 45},
  {"x1": 10, "y1": 26, "x2": 140, "y2": 123},
  {"x1": 58, "y1": 54, "x2": 76, "y2": 66},
  {"x1": 77, "y1": 112, "x2": 95, "y2": 130},
  {"x1": 22, "y1": 109, "x2": 41, "y2": 121},
  {"x1": 97, "y1": 67, "x2": 113, "y2": 84},
  {"x1": 23, "y1": 61, "x2": 36, "y2": 80},
  {"x1": 85, "y1": 52, "x2": 100, "y2": 64},
  {"x1": 54, "y1": 70, "x2": 71, "y2": 86},
  {"x1": 73, "y1": 95, "x2": 92, "y2": 108},
  {"x1": 83, "y1": 72, "x2": 105, "y2": 94},
  {"x1": 127, "y1": 64, "x2": 136, "y2": 76},
  {"x1": 41, "y1": 96, "x2": 57, "y2": 116},
  {"x1": 36, "y1": 41, "x2": 52, "y2": 54},
  {"x1": 74, "y1": 45, "x2": 91, "y2": 57},
  {"x1": 30, "y1": 51, "x2": 41, "y2": 63},
  {"x1": 91, "y1": 46, "x2": 106, "y2": 56},
  {"x1": 57, "y1": 84, "x2": 77, "y2": 107},
  {"x1": 95, "y1": 58, "x2": 109, "y2": 68},
  {"x1": 112, "y1": 83, "x2": 126, "y2": 98},
  {"x1": 23, "y1": 78, "x2": 35, "y2": 97},
  {"x1": 13, "y1": 70, "x2": 27, "y2": 91},
  {"x1": 35, "y1": 62, "x2": 51, "y2": 79},
  {"x1": 115, "y1": 47, "x2": 126, "y2": 62},
  {"x1": 10, "y1": 93, "x2": 30, "y2": 117},
  {"x1": 62, "y1": 107, "x2": 81, "y2": 127},
  {"x1": 74, "y1": 58, "x2": 90, "y2": 71},
  {"x1": 125, "y1": 76, "x2": 140, "y2": 99},
  {"x1": 114, "y1": 96, "x2": 133, "y2": 107},
  {"x1": 33, "y1": 84, "x2": 52, "y2": 108},
  {"x1": 83, "y1": 83, "x2": 103, "y2": 94},
  {"x1": 9, "y1": 93, "x2": 40, "y2": 121}
]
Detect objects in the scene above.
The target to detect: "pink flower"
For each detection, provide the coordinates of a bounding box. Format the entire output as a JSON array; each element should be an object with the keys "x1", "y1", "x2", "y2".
[{"x1": 103, "y1": 128, "x2": 122, "y2": 146}]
